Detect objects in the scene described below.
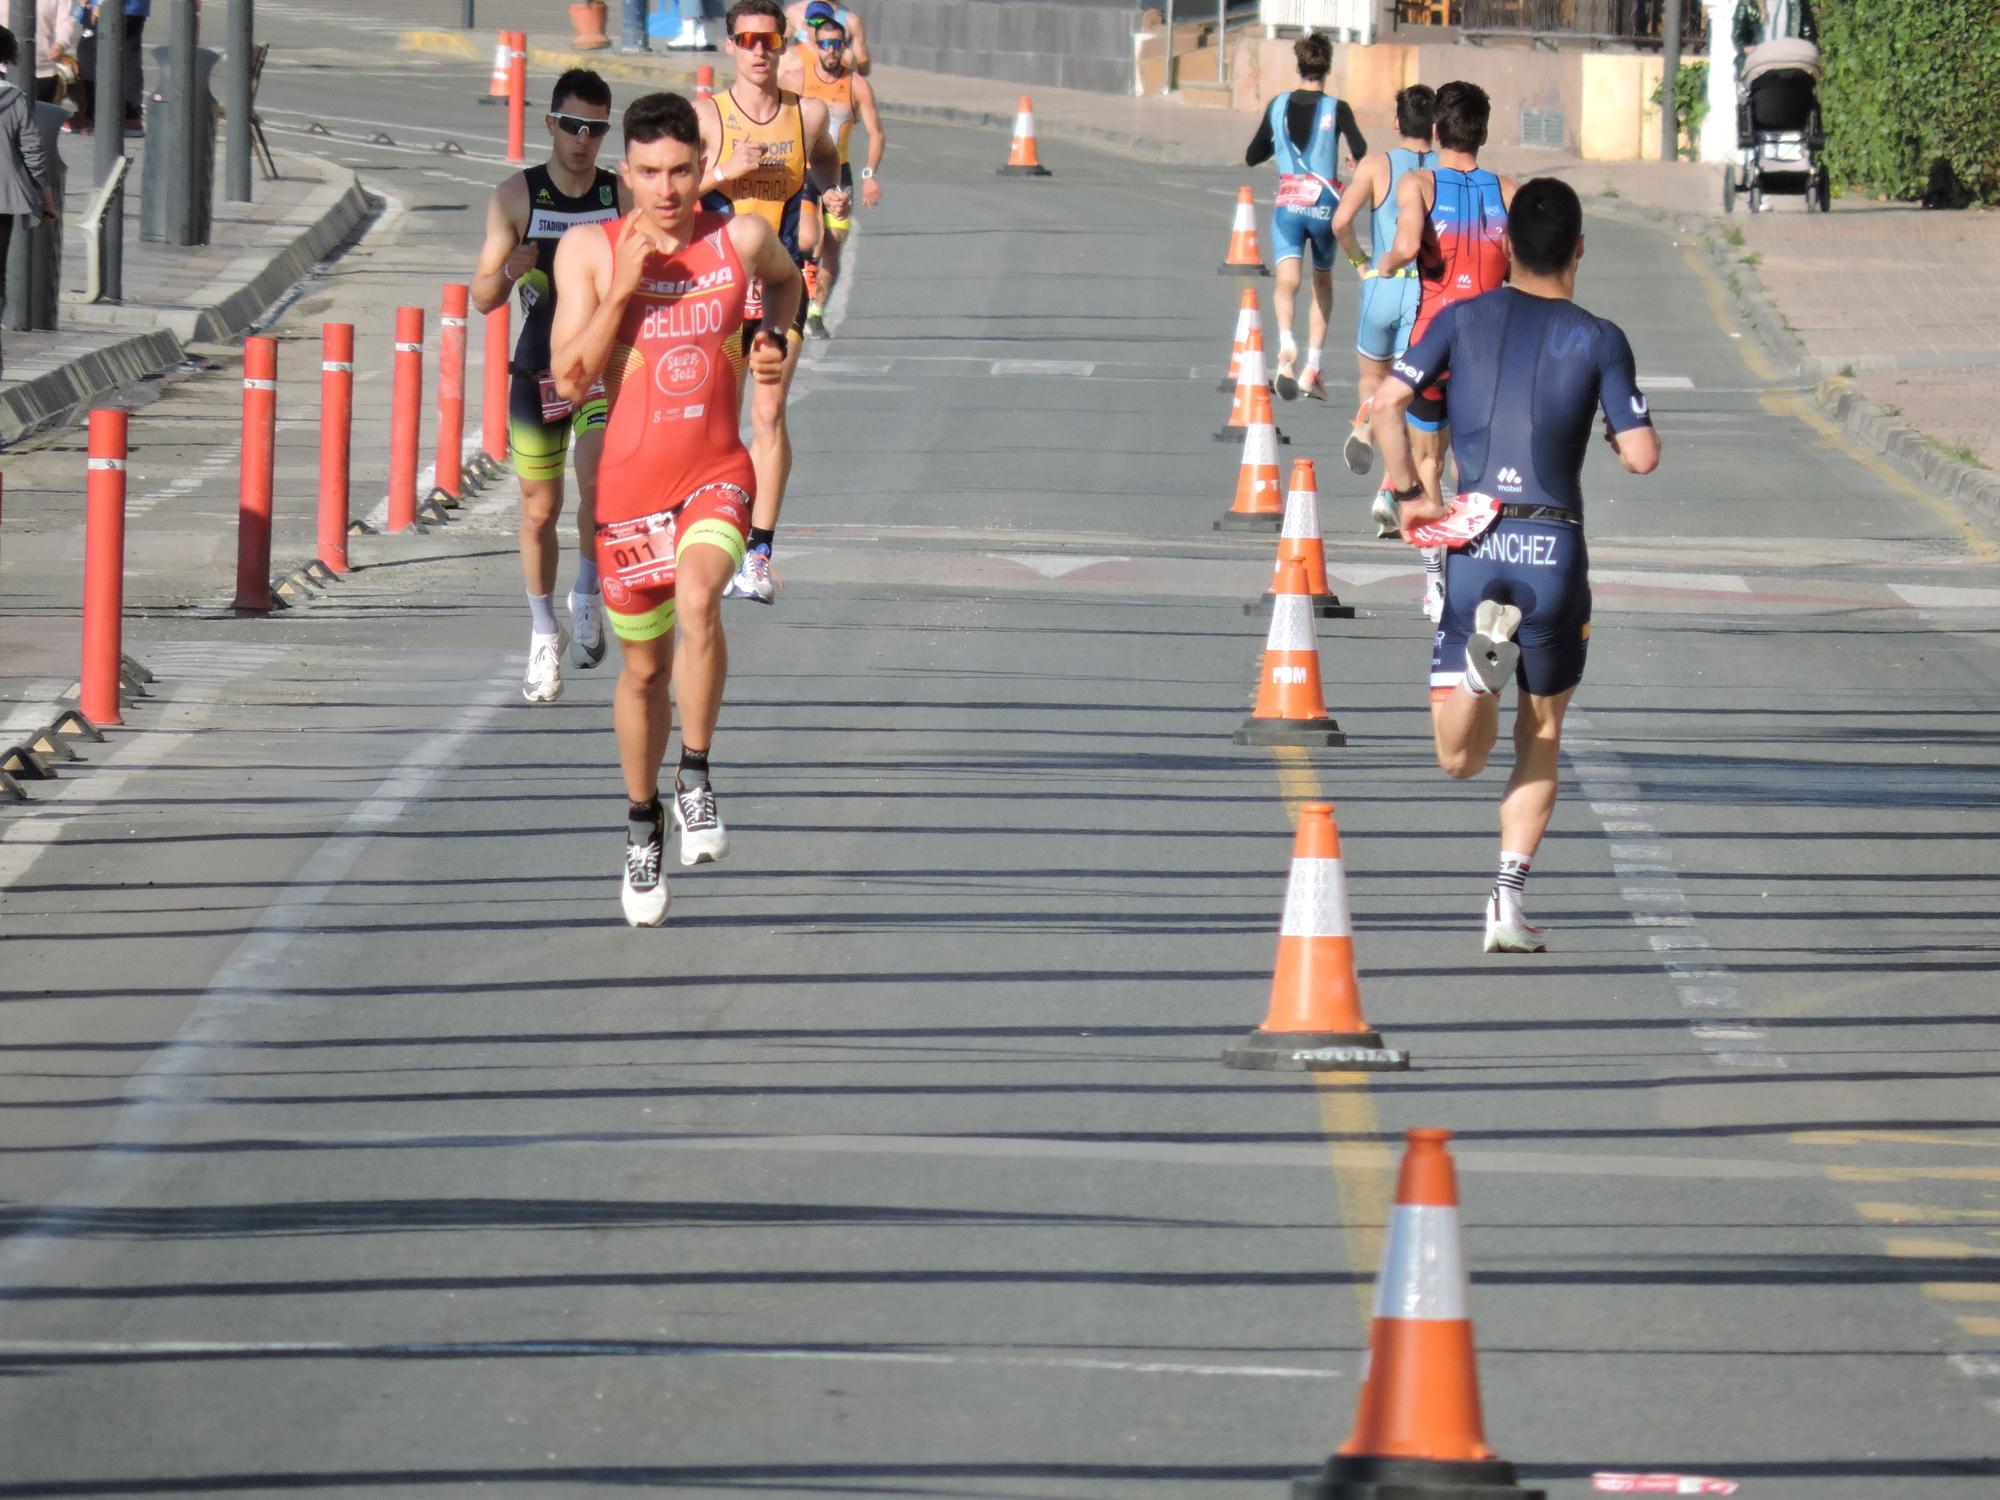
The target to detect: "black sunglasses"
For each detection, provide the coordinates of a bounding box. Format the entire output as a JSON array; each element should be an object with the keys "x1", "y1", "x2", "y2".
[{"x1": 550, "y1": 113, "x2": 611, "y2": 139}]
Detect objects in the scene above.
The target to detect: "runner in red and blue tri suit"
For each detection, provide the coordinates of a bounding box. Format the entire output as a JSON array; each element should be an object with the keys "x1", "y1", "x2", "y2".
[
  {"x1": 1374, "y1": 81, "x2": 1515, "y2": 622},
  {"x1": 1371, "y1": 179, "x2": 1661, "y2": 956}
]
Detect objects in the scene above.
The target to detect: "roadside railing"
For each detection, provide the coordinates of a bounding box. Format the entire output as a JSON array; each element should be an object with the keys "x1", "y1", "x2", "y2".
[{"x1": 1454, "y1": 0, "x2": 1709, "y2": 45}]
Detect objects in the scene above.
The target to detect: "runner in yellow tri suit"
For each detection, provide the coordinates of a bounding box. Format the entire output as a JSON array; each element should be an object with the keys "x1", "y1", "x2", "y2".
[
  {"x1": 697, "y1": 0, "x2": 847, "y2": 605},
  {"x1": 780, "y1": 2, "x2": 885, "y2": 336}
]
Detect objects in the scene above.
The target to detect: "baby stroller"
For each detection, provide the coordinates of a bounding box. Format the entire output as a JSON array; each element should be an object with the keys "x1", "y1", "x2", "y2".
[{"x1": 1723, "y1": 36, "x2": 1829, "y2": 212}]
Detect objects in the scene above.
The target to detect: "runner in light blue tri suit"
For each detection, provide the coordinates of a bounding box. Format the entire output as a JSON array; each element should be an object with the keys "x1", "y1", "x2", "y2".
[
  {"x1": 1244, "y1": 33, "x2": 1367, "y2": 401},
  {"x1": 1332, "y1": 84, "x2": 1439, "y2": 509}
]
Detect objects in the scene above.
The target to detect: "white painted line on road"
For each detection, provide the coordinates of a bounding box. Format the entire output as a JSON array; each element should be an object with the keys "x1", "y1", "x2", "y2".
[
  {"x1": 0, "y1": 680, "x2": 71, "y2": 741},
  {"x1": 1889, "y1": 582, "x2": 2000, "y2": 610},
  {"x1": 1635, "y1": 375, "x2": 1696, "y2": 390},
  {"x1": 1591, "y1": 569, "x2": 1750, "y2": 593},
  {"x1": 0, "y1": 673, "x2": 516, "y2": 1285},
  {"x1": 0, "y1": 1338, "x2": 1341, "y2": 1380},
  {"x1": 1004, "y1": 553, "x2": 1131, "y2": 579},
  {"x1": 1567, "y1": 715, "x2": 1787, "y2": 1071},
  {"x1": 991, "y1": 359, "x2": 1095, "y2": 377}
]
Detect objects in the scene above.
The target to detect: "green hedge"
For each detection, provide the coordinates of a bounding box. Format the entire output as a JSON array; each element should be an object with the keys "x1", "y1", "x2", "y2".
[{"x1": 1816, "y1": 0, "x2": 2000, "y2": 204}]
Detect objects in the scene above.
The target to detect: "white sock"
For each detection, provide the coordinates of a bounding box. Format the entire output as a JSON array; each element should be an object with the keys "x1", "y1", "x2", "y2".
[
  {"x1": 527, "y1": 592, "x2": 558, "y2": 636},
  {"x1": 1279, "y1": 332, "x2": 1298, "y2": 360},
  {"x1": 1423, "y1": 546, "x2": 1445, "y2": 585},
  {"x1": 1305, "y1": 346, "x2": 1322, "y2": 373},
  {"x1": 572, "y1": 558, "x2": 601, "y2": 596},
  {"x1": 1495, "y1": 852, "x2": 1531, "y2": 923}
]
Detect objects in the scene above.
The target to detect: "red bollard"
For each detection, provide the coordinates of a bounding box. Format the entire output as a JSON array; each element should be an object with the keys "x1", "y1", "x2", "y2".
[
  {"x1": 506, "y1": 31, "x2": 527, "y2": 164},
  {"x1": 81, "y1": 409, "x2": 129, "y2": 727},
  {"x1": 437, "y1": 284, "x2": 469, "y2": 503},
  {"x1": 319, "y1": 323, "x2": 355, "y2": 574},
  {"x1": 483, "y1": 298, "x2": 511, "y2": 467},
  {"x1": 387, "y1": 306, "x2": 425, "y2": 533},
  {"x1": 233, "y1": 336, "x2": 278, "y2": 614},
  {"x1": 695, "y1": 65, "x2": 714, "y2": 101}
]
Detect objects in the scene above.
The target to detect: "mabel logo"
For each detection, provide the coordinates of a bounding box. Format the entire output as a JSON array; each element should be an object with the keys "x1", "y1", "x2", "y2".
[
  {"x1": 656, "y1": 345, "x2": 711, "y2": 398},
  {"x1": 1455, "y1": 272, "x2": 1473, "y2": 289},
  {"x1": 1631, "y1": 393, "x2": 1649, "y2": 416},
  {"x1": 1496, "y1": 465, "x2": 1523, "y2": 493},
  {"x1": 1392, "y1": 357, "x2": 1421, "y2": 383}
]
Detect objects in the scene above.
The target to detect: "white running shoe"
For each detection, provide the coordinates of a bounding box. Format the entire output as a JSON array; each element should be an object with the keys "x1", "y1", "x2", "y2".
[
  {"x1": 1344, "y1": 425, "x2": 1374, "y2": 477},
  {"x1": 1370, "y1": 487, "x2": 1401, "y2": 539},
  {"x1": 1422, "y1": 574, "x2": 1446, "y2": 624},
  {"x1": 1483, "y1": 888, "x2": 1547, "y2": 954},
  {"x1": 569, "y1": 590, "x2": 607, "y2": 669},
  {"x1": 724, "y1": 548, "x2": 777, "y2": 604},
  {"x1": 1300, "y1": 368, "x2": 1329, "y2": 402},
  {"x1": 522, "y1": 627, "x2": 569, "y2": 704},
  {"x1": 672, "y1": 780, "x2": 730, "y2": 866},
  {"x1": 1273, "y1": 352, "x2": 1300, "y2": 402},
  {"x1": 621, "y1": 806, "x2": 670, "y2": 927},
  {"x1": 1466, "y1": 599, "x2": 1523, "y2": 694}
]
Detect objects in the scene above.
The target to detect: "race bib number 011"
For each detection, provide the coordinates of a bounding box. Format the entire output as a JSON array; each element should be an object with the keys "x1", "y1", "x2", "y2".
[{"x1": 600, "y1": 508, "x2": 680, "y2": 597}]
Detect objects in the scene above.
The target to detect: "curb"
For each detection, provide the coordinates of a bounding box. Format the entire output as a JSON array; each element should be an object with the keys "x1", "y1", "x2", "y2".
[
  {"x1": 1584, "y1": 190, "x2": 2000, "y2": 531},
  {"x1": 0, "y1": 154, "x2": 374, "y2": 448}
]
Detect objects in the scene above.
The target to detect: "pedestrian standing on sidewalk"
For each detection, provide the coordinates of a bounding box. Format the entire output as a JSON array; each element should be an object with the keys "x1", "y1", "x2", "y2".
[
  {"x1": 0, "y1": 25, "x2": 62, "y2": 377},
  {"x1": 32, "y1": 0, "x2": 81, "y2": 106},
  {"x1": 113, "y1": 0, "x2": 146, "y2": 134}
]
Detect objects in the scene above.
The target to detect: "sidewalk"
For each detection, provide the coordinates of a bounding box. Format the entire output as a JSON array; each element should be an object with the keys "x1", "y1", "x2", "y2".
[
  {"x1": 401, "y1": 19, "x2": 1998, "y2": 510},
  {"x1": 0, "y1": 136, "x2": 371, "y2": 447}
]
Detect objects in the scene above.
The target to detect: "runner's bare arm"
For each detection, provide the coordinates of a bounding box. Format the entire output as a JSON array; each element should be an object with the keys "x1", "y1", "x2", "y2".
[
  {"x1": 1376, "y1": 169, "x2": 1430, "y2": 276},
  {"x1": 846, "y1": 10, "x2": 870, "y2": 73},
  {"x1": 853, "y1": 74, "x2": 886, "y2": 205},
  {"x1": 777, "y1": 48, "x2": 804, "y2": 93},
  {"x1": 695, "y1": 97, "x2": 730, "y2": 199},
  {"x1": 804, "y1": 99, "x2": 850, "y2": 216},
  {"x1": 737, "y1": 215, "x2": 804, "y2": 347},
  {"x1": 1331, "y1": 155, "x2": 1379, "y2": 265},
  {"x1": 1610, "y1": 422, "x2": 1661, "y2": 474},
  {"x1": 470, "y1": 174, "x2": 534, "y2": 316},
  {"x1": 548, "y1": 229, "x2": 609, "y2": 404}
]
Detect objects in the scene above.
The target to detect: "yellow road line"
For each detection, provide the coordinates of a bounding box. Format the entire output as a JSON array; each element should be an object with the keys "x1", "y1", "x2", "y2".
[
  {"x1": 1678, "y1": 242, "x2": 1779, "y2": 383},
  {"x1": 1796, "y1": 1129, "x2": 2000, "y2": 1152},
  {"x1": 1270, "y1": 744, "x2": 1390, "y2": 1322},
  {"x1": 1826, "y1": 1164, "x2": 2000, "y2": 1184},
  {"x1": 1953, "y1": 1315, "x2": 2000, "y2": 1338},
  {"x1": 1926, "y1": 1284, "x2": 2000, "y2": 1302},
  {"x1": 1884, "y1": 1237, "x2": 1980, "y2": 1260},
  {"x1": 1857, "y1": 1202, "x2": 2000, "y2": 1224}
]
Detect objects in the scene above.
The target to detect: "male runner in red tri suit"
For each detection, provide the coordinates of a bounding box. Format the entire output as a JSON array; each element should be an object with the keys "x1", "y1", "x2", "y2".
[{"x1": 550, "y1": 91, "x2": 802, "y2": 927}]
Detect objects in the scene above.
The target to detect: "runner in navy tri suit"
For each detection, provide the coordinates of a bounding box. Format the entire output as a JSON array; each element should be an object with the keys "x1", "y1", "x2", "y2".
[{"x1": 1372, "y1": 179, "x2": 1662, "y2": 955}]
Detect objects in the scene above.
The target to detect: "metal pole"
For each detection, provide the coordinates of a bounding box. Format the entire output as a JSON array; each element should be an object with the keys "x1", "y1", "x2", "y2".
[
  {"x1": 462, "y1": 0, "x2": 476, "y2": 26},
  {"x1": 1163, "y1": 0, "x2": 1176, "y2": 93},
  {"x1": 1216, "y1": 0, "x2": 1227, "y2": 89},
  {"x1": 166, "y1": 0, "x2": 197, "y2": 245},
  {"x1": 93, "y1": 0, "x2": 126, "y2": 299},
  {"x1": 5, "y1": 0, "x2": 33, "y2": 329},
  {"x1": 225, "y1": 0, "x2": 252, "y2": 201},
  {"x1": 1661, "y1": 0, "x2": 1684, "y2": 161}
]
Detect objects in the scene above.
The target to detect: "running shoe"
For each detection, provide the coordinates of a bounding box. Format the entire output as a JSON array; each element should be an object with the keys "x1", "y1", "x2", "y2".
[
  {"x1": 1466, "y1": 599, "x2": 1523, "y2": 694},
  {"x1": 1300, "y1": 368, "x2": 1329, "y2": 401},
  {"x1": 621, "y1": 803, "x2": 670, "y2": 927},
  {"x1": 807, "y1": 306, "x2": 828, "y2": 339},
  {"x1": 1422, "y1": 574, "x2": 1445, "y2": 624},
  {"x1": 724, "y1": 546, "x2": 777, "y2": 604},
  {"x1": 522, "y1": 627, "x2": 569, "y2": 704},
  {"x1": 569, "y1": 589, "x2": 607, "y2": 669},
  {"x1": 1344, "y1": 424, "x2": 1374, "y2": 476},
  {"x1": 672, "y1": 780, "x2": 730, "y2": 866},
  {"x1": 1273, "y1": 352, "x2": 1300, "y2": 402},
  {"x1": 1370, "y1": 487, "x2": 1401, "y2": 539},
  {"x1": 1483, "y1": 888, "x2": 1548, "y2": 954}
]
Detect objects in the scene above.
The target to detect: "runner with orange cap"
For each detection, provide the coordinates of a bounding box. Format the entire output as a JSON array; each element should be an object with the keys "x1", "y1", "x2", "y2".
[{"x1": 780, "y1": 2, "x2": 886, "y2": 337}]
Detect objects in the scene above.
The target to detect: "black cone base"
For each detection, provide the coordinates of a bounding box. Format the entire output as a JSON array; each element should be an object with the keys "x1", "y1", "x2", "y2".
[
  {"x1": 1214, "y1": 513, "x2": 1284, "y2": 533},
  {"x1": 1246, "y1": 594, "x2": 1355, "y2": 619},
  {"x1": 1224, "y1": 1028, "x2": 1409, "y2": 1072},
  {"x1": 1233, "y1": 715, "x2": 1346, "y2": 746},
  {"x1": 1219, "y1": 263, "x2": 1271, "y2": 277},
  {"x1": 998, "y1": 164, "x2": 1052, "y2": 177},
  {"x1": 1294, "y1": 1455, "x2": 1543, "y2": 1500}
]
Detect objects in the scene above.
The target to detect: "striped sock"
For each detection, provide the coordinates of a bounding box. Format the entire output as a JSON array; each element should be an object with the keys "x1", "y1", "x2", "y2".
[{"x1": 1495, "y1": 851, "x2": 1532, "y2": 921}]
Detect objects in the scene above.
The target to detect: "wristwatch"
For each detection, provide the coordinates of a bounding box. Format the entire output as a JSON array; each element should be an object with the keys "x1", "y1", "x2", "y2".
[{"x1": 859, "y1": 167, "x2": 875, "y2": 180}]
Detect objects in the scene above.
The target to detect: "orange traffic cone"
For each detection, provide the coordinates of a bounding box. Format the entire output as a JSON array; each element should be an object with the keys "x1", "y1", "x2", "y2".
[
  {"x1": 1216, "y1": 328, "x2": 1288, "y2": 446},
  {"x1": 1294, "y1": 1129, "x2": 1542, "y2": 1499},
  {"x1": 481, "y1": 32, "x2": 511, "y2": 102},
  {"x1": 1219, "y1": 288, "x2": 1260, "y2": 394},
  {"x1": 1215, "y1": 383, "x2": 1286, "y2": 532},
  {"x1": 1222, "y1": 803, "x2": 1405, "y2": 1071},
  {"x1": 997, "y1": 96, "x2": 1052, "y2": 177},
  {"x1": 1245, "y1": 460, "x2": 1354, "y2": 621},
  {"x1": 695, "y1": 65, "x2": 715, "y2": 102},
  {"x1": 1232, "y1": 560, "x2": 1345, "y2": 744},
  {"x1": 1218, "y1": 186, "x2": 1269, "y2": 277}
]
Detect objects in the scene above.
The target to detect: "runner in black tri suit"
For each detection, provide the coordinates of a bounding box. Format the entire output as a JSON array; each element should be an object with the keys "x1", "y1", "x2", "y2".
[
  {"x1": 1372, "y1": 179, "x2": 1662, "y2": 955},
  {"x1": 472, "y1": 68, "x2": 629, "y2": 703}
]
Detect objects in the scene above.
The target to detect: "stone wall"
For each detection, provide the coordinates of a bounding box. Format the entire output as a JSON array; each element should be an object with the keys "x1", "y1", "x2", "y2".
[{"x1": 866, "y1": 0, "x2": 1148, "y2": 96}]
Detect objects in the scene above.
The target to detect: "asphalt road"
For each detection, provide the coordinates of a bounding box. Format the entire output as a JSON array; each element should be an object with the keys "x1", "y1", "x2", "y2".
[{"x1": 0, "y1": 20, "x2": 1996, "y2": 1500}]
